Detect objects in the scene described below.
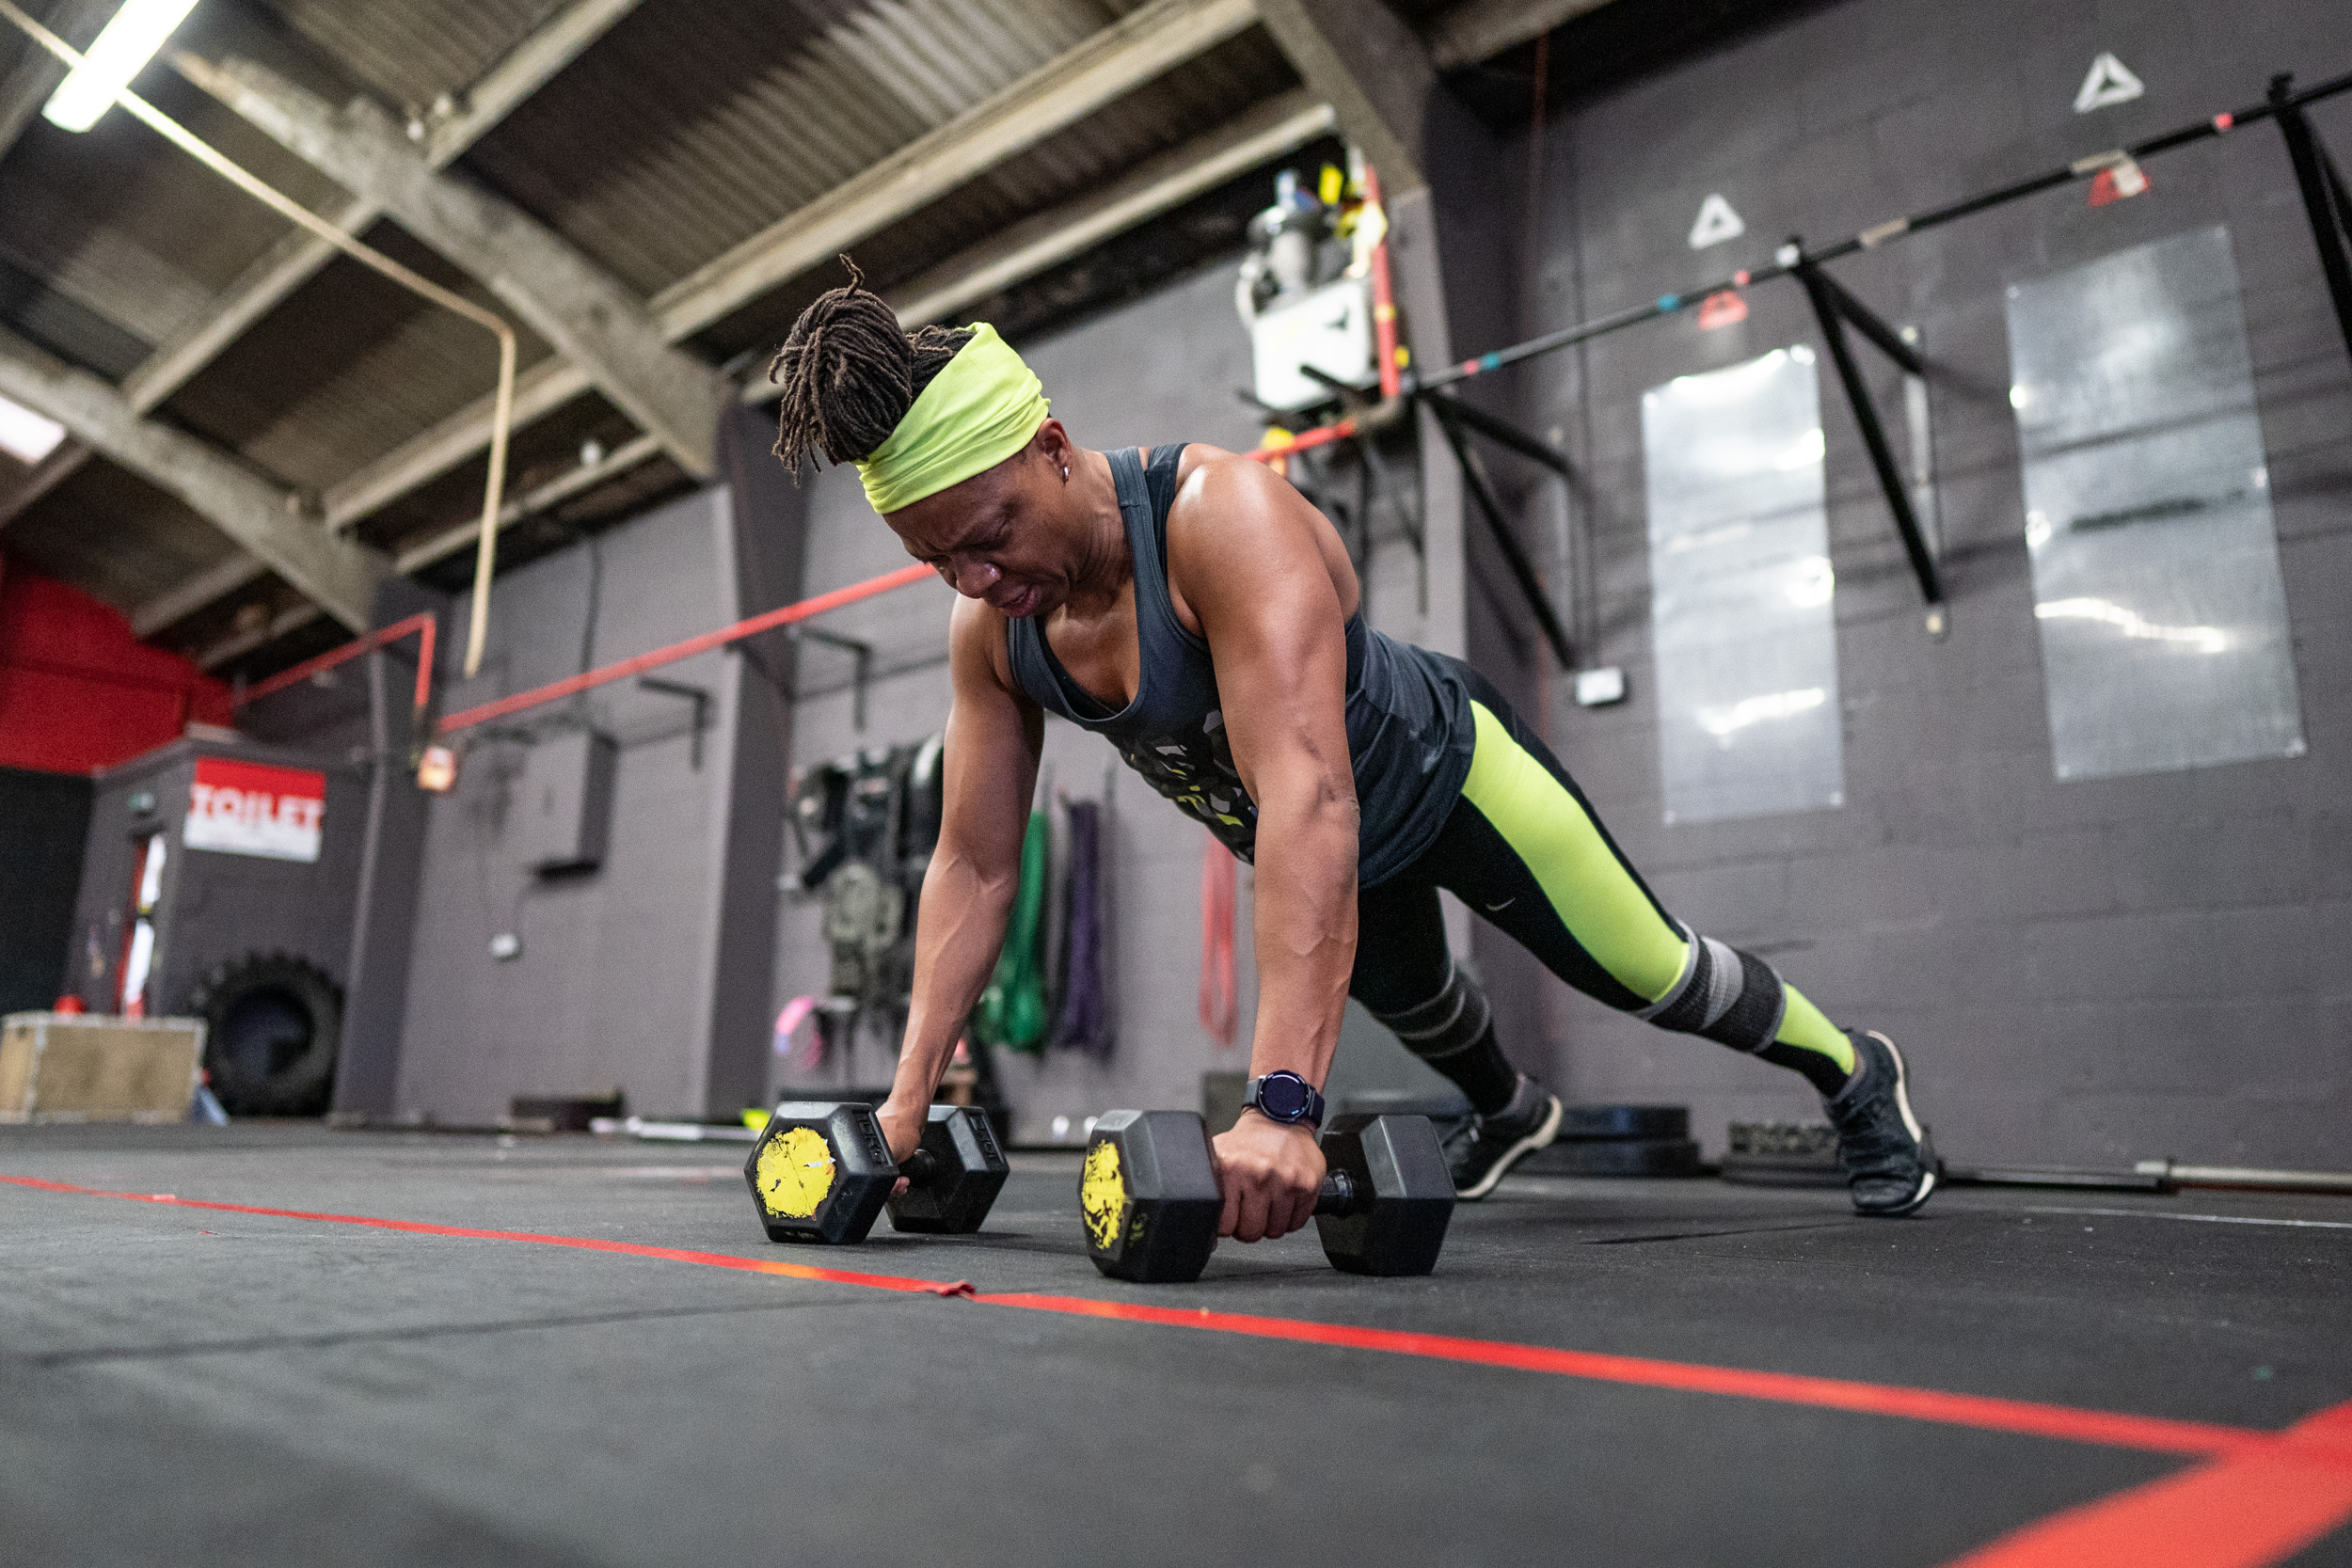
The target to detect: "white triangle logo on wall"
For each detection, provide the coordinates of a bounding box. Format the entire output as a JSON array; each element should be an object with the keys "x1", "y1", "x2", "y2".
[
  {"x1": 1688, "y1": 193, "x2": 1745, "y2": 250},
  {"x1": 2074, "y1": 52, "x2": 2144, "y2": 114}
]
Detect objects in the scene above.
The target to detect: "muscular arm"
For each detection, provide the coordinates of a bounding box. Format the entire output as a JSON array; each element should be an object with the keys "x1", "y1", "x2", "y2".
[
  {"x1": 879, "y1": 595, "x2": 1042, "y2": 1159},
  {"x1": 1168, "y1": 451, "x2": 1360, "y2": 1238}
]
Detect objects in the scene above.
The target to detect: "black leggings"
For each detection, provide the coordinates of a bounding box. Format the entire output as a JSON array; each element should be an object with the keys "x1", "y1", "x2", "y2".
[{"x1": 1348, "y1": 672, "x2": 1855, "y2": 1106}]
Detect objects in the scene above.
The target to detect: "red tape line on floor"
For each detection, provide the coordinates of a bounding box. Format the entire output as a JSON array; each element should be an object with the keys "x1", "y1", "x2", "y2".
[
  {"x1": 0, "y1": 1173, "x2": 2293, "y2": 1465},
  {"x1": 1940, "y1": 1401, "x2": 2352, "y2": 1568},
  {"x1": 969, "y1": 1292, "x2": 2265, "y2": 1458}
]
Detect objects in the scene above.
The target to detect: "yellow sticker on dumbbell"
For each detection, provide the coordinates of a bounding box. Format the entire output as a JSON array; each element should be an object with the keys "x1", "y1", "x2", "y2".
[
  {"x1": 755, "y1": 1126, "x2": 836, "y2": 1219},
  {"x1": 1080, "y1": 1139, "x2": 1127, "y2": 1251}
]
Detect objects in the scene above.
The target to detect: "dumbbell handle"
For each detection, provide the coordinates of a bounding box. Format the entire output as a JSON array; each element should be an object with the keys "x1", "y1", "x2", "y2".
[
  {"x1": 1314, "y1": 1169, "x2": 1362, "y2": 1217},
  {"x1": 901, "y1": 1148, "x2": 939, "y2": 1185}
]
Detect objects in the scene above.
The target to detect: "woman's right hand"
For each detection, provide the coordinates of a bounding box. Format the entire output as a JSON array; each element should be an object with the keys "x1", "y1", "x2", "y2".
[{"x1": 875, "y1": 1096, "x2": 925, "y2": 1192}]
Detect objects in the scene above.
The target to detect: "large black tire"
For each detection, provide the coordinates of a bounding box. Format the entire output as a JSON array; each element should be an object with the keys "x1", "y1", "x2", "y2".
[{"x1": 190, "y1": 953, "x2": 342, "y2": 1117}]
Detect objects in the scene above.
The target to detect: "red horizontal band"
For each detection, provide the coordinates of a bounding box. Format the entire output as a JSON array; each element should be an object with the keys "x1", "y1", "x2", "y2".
[{"x1": 437, "y1": 562, "x2": 935, "y2": 733}]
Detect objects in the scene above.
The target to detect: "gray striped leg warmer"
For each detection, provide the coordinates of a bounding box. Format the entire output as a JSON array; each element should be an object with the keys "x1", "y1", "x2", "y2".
[{"x1": 1633, "y1": 928, "x2": 1787, "y2": 1054}]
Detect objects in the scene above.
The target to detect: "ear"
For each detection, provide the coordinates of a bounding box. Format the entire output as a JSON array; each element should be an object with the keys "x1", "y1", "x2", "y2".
[{"x1": 1032, "y1": 419, "x2": 1074, "y2": 476}]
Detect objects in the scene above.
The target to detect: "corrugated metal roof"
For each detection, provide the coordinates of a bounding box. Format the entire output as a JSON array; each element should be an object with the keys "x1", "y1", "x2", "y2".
[
  {"x1": 160, "y1": 222, "x2": 556, "y2": 494},
  {"x1": 352, "y1": 386, "x2": 640, "y2": 557},
  {"x1": 249, "y1": 0, "x2": 575, "y2": 117},
  {"x1": 683, "y1": 31, "x2": 1295, "y2": 362},
  {"x1": 0, "y1": 0, "x2": 1344, "y2": 673},
  {"x1": 460, "y1": 0, "x2": 1144, "y2": 297},
  {"x1": 7, "y1": 462, "x2": 243, "y2": 610},
  {"x1": 0, "y1": 69, "x2": 348, "y2": 375}
]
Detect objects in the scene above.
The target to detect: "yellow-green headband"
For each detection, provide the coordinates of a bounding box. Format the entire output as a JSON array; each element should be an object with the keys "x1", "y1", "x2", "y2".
[{"x1": 856, "y1": 323, "x2": 1049, "y2": 514}]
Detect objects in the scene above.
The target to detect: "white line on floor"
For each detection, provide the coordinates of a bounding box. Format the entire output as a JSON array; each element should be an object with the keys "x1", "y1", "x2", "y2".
[{"x1": 2022, "y1": 1205, "x2": 2352, "y2": 1230}]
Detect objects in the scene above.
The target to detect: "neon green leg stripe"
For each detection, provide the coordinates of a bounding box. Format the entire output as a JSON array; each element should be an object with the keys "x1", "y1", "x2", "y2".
[
  {"x1": 1462, "y1": 702, "x2": 1856, "y2": 1077},
  {"x1": 1460, "y1": 703, "x2": 1687, "y2": 1004},
  {"x1": 1775, "y1": 987, "x2": 1854, "y2": 1072}
]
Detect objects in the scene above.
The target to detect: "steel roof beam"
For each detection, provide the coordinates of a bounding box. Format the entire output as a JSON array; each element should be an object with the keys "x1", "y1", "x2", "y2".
[
  {"x1": 318, "y1": 0, "x2": 1258, "y2": 537},
  {"x1": 176, "y1": 49, "x2": 724, "y2": 481},
  {"x1": 1252, "y1": 0, "x2": 1438, "y2": 194},
  {"x1": 0, "y1": 324, "x2": 386, "y2": 630},
  {"x1": 1422, "y1": 0, "x2": 1615, "y2": 71}
]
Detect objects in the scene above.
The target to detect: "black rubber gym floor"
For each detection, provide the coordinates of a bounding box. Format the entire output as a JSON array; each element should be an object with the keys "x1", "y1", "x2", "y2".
[{"x1": 5, "y1": 1125, "x2": 2349, "y2": 1567}]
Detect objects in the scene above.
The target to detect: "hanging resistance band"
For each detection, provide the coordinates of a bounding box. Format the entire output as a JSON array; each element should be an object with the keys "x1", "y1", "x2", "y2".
[{"x1": 1050, "y1": 796, "x2": 1112, "y2": 1058}]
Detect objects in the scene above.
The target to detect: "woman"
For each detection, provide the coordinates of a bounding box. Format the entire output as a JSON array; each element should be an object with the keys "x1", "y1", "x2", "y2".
[{"x1": 770, "y1": 267, "x2": 1934, "y2": 1246}]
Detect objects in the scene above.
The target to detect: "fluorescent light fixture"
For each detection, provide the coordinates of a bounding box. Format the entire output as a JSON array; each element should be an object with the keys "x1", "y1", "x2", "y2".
[
  {"x1": 41, "y1": 0, "x2": 199, "y2": 134},
  {"x1": 0, "y1": 392, "x2": 66, "y2": 464}
]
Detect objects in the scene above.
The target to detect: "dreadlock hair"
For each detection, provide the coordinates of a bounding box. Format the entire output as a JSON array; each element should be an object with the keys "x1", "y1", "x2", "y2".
[{"x1": 768, "y1": 258, "x2": 975, "y2": 477}]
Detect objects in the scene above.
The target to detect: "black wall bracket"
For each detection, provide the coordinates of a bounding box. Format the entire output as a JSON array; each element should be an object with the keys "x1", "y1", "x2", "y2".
[
  {"x1": 1788, "y1": 240, "x2": 1949, "y2": 639},
  {"x1": 2270, "y1": 73, "x2": 2352, "y2": 367},
  {"x1": 787, "y1": 626, "x2": 875, "y2": 731},
  {"x1": 638, "y1": 676, "x2": 712, "y2": 768},
  {"x1": 1425, "y1": 390, "x2": 1578, "y2": 671}
]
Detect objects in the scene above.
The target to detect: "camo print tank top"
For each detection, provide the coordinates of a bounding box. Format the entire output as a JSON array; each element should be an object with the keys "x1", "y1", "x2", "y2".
[{"x1": 1006, "y1": 444, "x2": 1474, "y2": 888}]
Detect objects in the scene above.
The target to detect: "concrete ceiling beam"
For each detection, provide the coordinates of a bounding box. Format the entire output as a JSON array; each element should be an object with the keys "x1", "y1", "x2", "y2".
[
  {"x1": 0, "y1": 324, "x2": 387, "y2": 631},
  {"x1": 129, "y1": 551, "x2": 271, "y2": 639},
  {"x1": 315, "y1": 0, "x2": 1258, "y2": 540},
  {"x1": 1251, "y1": 0, "x2": 1439, "y2": 195},
  {"x1": 1422, "y1": 0, "x2": 1615, "y2": 71}
]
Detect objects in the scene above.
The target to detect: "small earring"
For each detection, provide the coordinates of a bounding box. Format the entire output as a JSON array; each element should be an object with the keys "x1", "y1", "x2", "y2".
[{"x1": 1060, "y1": 465, "x2": 1070, "y2": 481}]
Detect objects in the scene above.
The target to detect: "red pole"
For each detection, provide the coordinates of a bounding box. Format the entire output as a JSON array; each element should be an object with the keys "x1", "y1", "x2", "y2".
[
  {"x1": 233, "y1": 610, "x2": 439, "y2": 716},
  {"x1": 1360, "y1": 159, "x2": 1404, "y2": 401},
  {"x1": 437, "y1": 562, "x2": 937, "y2": 735}
]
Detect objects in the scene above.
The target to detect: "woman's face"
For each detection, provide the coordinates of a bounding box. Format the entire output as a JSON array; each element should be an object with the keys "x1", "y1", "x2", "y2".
[{"x1": 883, "y1": 423, "x2": 1083, "y2": 620}]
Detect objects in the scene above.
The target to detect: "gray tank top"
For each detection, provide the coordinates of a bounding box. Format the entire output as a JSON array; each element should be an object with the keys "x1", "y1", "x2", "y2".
[{"x1": 1006, "y1": 445, "x2": 1474, "y2": 888}]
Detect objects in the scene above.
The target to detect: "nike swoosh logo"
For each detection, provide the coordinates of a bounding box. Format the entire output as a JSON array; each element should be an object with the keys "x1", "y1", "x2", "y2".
[{"x1": 1484, "y1": 897, "x2": 1516, "y2": 912}]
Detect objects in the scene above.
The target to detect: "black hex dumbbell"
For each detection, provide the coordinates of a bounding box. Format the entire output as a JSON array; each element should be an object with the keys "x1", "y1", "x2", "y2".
[
  {"x1": 1079, "y1": 1109, "x2": 1454, "y2": 1282},
  {"x1": 745, "y1": 1101, "x2": 1008, "y2": 1244}
]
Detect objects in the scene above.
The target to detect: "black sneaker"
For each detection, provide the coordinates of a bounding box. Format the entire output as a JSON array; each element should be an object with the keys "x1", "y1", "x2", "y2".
[
  {"x1": 1440, "y1": 1075, "x2": 1563, "y2": 1199},
  {"x1": 1824, "y1": 1031, "x2": 1937, "y2": 1216}
]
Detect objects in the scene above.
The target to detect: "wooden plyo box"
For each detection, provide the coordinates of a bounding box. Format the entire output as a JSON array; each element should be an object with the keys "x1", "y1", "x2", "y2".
[{"x1": 0, "y1": 1014, "x2": 206, "y2": 1123}]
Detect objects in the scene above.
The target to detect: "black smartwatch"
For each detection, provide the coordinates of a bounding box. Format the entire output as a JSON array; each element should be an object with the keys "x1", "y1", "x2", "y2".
[{"x1": 1243, "y1": 1070, "x2": 1326, "y2": 1130}]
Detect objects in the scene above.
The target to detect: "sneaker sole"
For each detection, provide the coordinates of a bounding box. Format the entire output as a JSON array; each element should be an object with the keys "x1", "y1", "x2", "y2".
[
  {"x1": 1855, "y1": 1031, "x2": 1935, "y2": 1216},
  {"x1": 1456, "y1": 1093, "x2": 1564, "y2": 1201}
]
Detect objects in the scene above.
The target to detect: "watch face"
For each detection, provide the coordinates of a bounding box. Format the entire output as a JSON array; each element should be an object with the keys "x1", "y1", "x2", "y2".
[{"x1": 1257, "y1": 1073, "x2": 1311, "y2": 1120}]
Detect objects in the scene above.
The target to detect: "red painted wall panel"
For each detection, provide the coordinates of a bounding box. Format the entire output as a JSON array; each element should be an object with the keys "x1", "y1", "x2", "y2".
[{"x1": 0, "y1": 554, "x2": 231, "y2": 775}]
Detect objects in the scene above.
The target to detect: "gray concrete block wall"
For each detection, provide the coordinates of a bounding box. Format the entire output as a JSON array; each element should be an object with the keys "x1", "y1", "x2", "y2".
[
  {"x1": 1491, "y1": 0, "x2": 2352, "y2": 1165},
  {"x1": 391, "y1": 487, "x2": 755, "y2": 1122}
]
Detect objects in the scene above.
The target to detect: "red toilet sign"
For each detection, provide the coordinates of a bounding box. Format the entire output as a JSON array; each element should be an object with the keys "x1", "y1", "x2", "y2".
[{"x1": 184, "y1": 757, "x2": 326, "y2": 863}]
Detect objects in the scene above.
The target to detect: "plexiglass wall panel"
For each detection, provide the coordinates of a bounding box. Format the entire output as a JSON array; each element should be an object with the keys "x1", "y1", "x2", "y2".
[
  {"x1": 2005, "y1": 226, "x2": 2305, "y2": 781},
  {"x1": 1643, "y1": 346, "x2": 1844, "y2": 825}
]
